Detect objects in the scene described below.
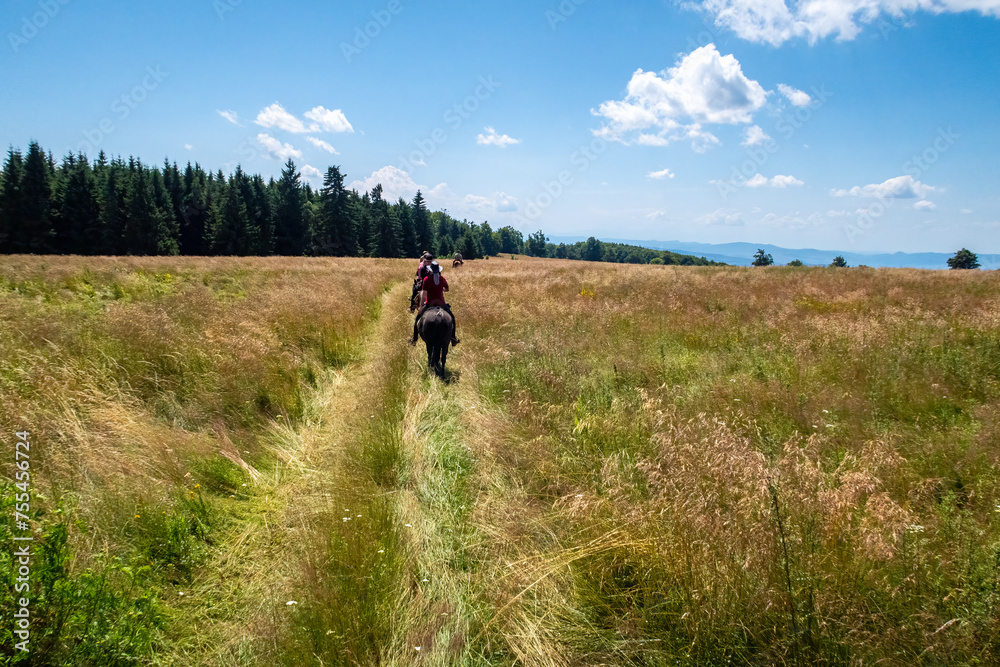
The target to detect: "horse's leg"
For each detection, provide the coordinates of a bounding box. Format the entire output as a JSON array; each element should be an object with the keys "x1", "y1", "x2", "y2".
[{"x1": 440, "y1": 344, "x2": 448, "y2": 373}]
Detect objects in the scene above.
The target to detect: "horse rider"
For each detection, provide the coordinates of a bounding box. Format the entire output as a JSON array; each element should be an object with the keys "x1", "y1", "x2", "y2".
[
  {"x1": 410, "y1": 260, "x2": 459, "y2": 347},
  {"x1": 453, "y1": 251, "x2": 464, "y2": 267},
  {"x1": 411, "y1": 252, "x2": 433, "y2": 311}
]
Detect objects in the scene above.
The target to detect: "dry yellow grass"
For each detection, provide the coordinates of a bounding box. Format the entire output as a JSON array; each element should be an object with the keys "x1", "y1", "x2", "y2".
[{"x1": 2, "y1": 255, "x2": 998, "y2": 666}]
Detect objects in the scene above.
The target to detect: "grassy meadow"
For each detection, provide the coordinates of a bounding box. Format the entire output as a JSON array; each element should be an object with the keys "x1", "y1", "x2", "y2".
[{"x1": 1, "y1": 255, "x2": 999, "y2": 666}]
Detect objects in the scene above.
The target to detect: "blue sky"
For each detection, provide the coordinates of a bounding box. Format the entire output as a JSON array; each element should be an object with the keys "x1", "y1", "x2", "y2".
[{"x1": 2, "y1": 0, "x2": 998, "y2": 253}]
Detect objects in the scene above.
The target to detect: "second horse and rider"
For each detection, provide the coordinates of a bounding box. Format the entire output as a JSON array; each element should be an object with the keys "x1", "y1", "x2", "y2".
[{"x1": 409, "y1": 251, "x2": 460, "y2": 347}]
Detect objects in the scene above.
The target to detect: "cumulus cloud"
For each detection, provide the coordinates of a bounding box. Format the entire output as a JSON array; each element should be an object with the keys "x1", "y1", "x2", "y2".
[
  {"x1": 476, "y1": 127, "x2": 521, "y2": 147},
  {"x1": 700, "y1": 207, "x2": 746, "y2": 226},
  {"x1": 741, "y1": 125, "x2": 771, "y2": 146},
  {"x1": 347, "y1": 166, "x2": 517, "y2": 215},
  {"x1": 255, "y1": 103, "x2": 353, "y2": 134},
  {"x1": 648, "y1": 168, "x2": 676, "y2": 179},
  {"x1": 735, "y1": 173, "x2": 804, "y2": 187},
  {"x1": 217, "y1": 109, "x2": 243, "y2": 126},
  {"x1": 256, "y1": 134, "x2": 303, "y2": 161},
  {"x1": 307, "y1": 137, "x2": 339, "y2": 154},
  {"x1": 300, "y1": 165, "x2": 323, "y2": 181},
  {"x1": 304, "y1": 106, "x2": 354, "y2": 133},
  {"x1": 831, "y1": 175, "x2": 935, "y2": 199},
  {"x1": 689, "y1": 0, "x2": 1000, "y2": 46},
  {"x1": 184, "y1": 143, "x2": 193, "y2": 151},
  {"x1": 256, "y1": 103, "x2": 311, "y2": 133},
  {"x1": 914, "y1": 199, "x2": 937, "y2": 210},
  {"x1": 777, "y1": 83, "x2": 811, "y2": 106},
  {"x1": 647, "y1": 210, "x2": 668, "y2": 220},
  {"x1": 592, "y1": 44, "x2": 767, "y2": 149}
]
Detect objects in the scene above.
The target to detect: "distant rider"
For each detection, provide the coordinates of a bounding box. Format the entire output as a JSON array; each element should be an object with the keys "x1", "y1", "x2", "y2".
[
  {"x1": 410, "y1": 261, "x2": 459, "y2": 346},
  {"x1": 453, "y1": 251, "x2": 464, "y2": 267}
]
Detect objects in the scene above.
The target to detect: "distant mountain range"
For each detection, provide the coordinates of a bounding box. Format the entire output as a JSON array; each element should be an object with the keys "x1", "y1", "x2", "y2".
[{"x1": 548, "y1": 237, "x2": 1000, "y2": 270}]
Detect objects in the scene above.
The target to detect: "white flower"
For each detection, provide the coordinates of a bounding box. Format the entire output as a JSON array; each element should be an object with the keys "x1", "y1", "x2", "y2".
[{"x1": 287, "y1": 600, "x2": 298, "y2": 606}]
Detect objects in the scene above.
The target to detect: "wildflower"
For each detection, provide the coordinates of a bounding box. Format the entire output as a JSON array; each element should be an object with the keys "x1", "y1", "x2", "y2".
[
  {"x1": 378, "y1": 549, "x2": 385, "y2": 553},
  {"x1": 195, "y1": 484, "x2": 200, "y2": 489},
  {"x1": 822, "y1": 409, "x2": 829, "y2": 414},
  {"x1": 415, "y1": 646, "x2": 421, "y2": 651},
  {"x1": 286, "y1": 600, "x2": 298, "y2": 606},
  {"x1": 135, "y1": 515, "x2": 141, "y2": 519},
  {"x1": 405, "y1": 523, "x2": 412, "y2": 527},
  {"x1": 178, "y1": 592, "x2": 185, "y2": 596}
]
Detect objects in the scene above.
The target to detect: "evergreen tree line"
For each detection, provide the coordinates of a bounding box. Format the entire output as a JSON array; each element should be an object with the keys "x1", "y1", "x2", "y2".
[{"x1": 0, "y1": 142, "x2": 720, "y2": 265}]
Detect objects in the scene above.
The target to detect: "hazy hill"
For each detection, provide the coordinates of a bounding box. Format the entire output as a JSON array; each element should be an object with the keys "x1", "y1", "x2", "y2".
[{"x1": 550, "y1": 237, "x2": 1000, "y2": 269}]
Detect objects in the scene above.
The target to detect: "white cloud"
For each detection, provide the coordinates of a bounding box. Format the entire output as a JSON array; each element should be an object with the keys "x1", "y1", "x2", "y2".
[
  {"x1": 307, "y1": 137, "x2": 339, "y2": 154},
  {"x1": 347, "y1": 166, "x2": 516, "y2": 215},
  {"x1": 827, "y1": 209, "x2": 852, "y2": 217},
  {"x1": 647, "y1": 210, "x2": 668, "y2": 220},
  {"x1": 476, "y1": 127, "x2": 522, "y2": 147},
  {"x1": 700, "y1": 207, "x2": 746, "y2": 226},
  {"x1": 741, "y1": 125, "x2": 771, "y2": 146},
  {"x1": 831, "y1": 175, "x2": 935, "y2": 199},
  {"x1": 184, "y1": 143, "x2": 193, "y2": 151},
  {"x1": 914, "y1": 199, "x2": 937, "y2": 210},
  {"x1": 745, "y1": 173, "x2": 804, "y2": 187},
  {"x1": 256, "y1": 134, "x2": 303, "y2": 161},
  {"x1": 771, "y1": 174, "x2": 804, "y2": 187},
  {"x1": 648, "y1": 168, "x2": 676, "y2": 179},
  {"x1": 217, "y1": 109, "x2": 243, "y2": 126},
  {"x1": 304, "y1": 106, "x2": 354, "y2": 133},
  {"x1": 255, "y1": 103, "x2": 354, "y2": 135},
  {"x1": 255, "y1": 103, "x2": 311, "y2": 133},
  {"x1": 777, "y1": 83, "x2": 811, "y2": 106},
  {"x1": 960, "y1": 208, "x2": 973, "y2": 214},
  {"x1": 301, "y1": 165, "x2": 323, "y2": 181},
  {"x1": 592, "y1": 44, "x2": 767, "y2": 149},
  {"x1": 690, "y1": 0, "x2": 1000, "y2": 46}
]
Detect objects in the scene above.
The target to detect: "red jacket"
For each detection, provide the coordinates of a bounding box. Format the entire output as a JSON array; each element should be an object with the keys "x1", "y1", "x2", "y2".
[{"x1": 421, "y1": 274, "x2": 449, "y2": 306}]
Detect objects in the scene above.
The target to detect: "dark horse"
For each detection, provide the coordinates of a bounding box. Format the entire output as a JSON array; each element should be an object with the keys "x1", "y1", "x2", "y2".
[
  {"x1": 409, "y1": 278, "x2": 421, "y2": 312},
  {"x1": 417, "y1": 306, "x2": 453, "y2": 375}
]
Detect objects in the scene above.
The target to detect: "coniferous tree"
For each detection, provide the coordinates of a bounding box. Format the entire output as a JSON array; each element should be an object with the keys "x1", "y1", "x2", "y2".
[
  {"x1": 209, "y1": 167, "x2": 253, "y2": 255},
  {"x1": 315, "y1": 165, "x2": 356, "y2": 256},
  {"x1": 0, "y1": 148, "x2": 26, "y2": 250},
  {"x1": 179, "y1": 163, "x2": 209, "y2": 255},
  {"x1": 355, "y1": 192, "x2": 373, "y2": 257},
  {"x1": 151, "y1": 169, "x2": 179, "y2": 255},
  {"x1": 14, "y1": 142, "x2": 53, "y2": 252},
  {"x1": 273, "y1": 159, "x2": 305, "y2": 255},
  {"x1": 56, "y1": 156, "x2": 101, "y2": 254},
  {"x1": 369, "y1": 184, "x2": 402, "y2": 258},
  {"x1": 395, "y1": 197, "x2": 417, "y2": 258},
  {"x1": 124, "y1": 164, "x2": 159, "y2": 255},
  {"x1": 412, "y1": 190, "x2": 433, "y2": 254},
  {"x1": 99, "y1": 162, "x2": 127, "y2": 254},
  {"x1": 249, "y1": 174, "x2": 274, "y2": 255}
]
